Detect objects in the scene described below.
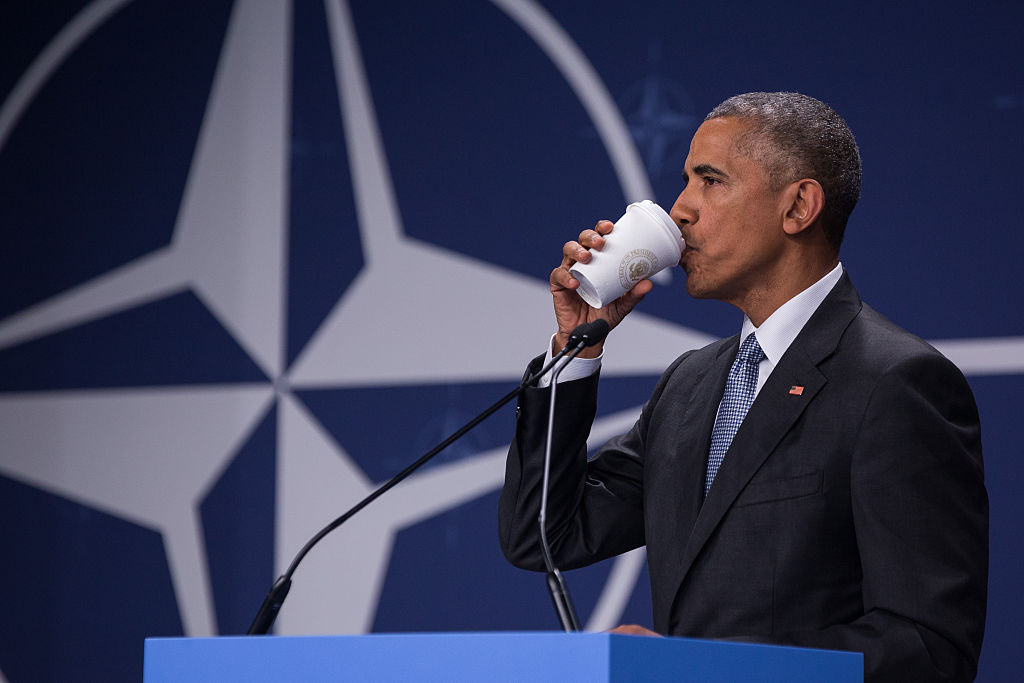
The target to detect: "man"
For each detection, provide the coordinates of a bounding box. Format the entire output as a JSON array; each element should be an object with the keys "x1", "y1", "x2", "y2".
[{"x1": 498, "y1": 92, "x2": 988, "y2": 682}]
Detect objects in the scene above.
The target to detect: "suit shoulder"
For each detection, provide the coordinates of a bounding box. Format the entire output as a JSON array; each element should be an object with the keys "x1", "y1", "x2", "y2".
[
  {"x1": 645, "y1": 335, "x2": 735, "y2": 403},
  {"x1": 664, "y1": 335, "x2": 735, "y2": 374},
  {"x1": 843, "y1": 303, "x2": 964, "y2": 380}
]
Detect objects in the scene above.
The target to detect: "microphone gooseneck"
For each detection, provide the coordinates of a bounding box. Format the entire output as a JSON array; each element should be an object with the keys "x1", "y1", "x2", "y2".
[
  {"x1": 536, "y1": 318, "x2": 608, "y2": 630},
  {"x1": 247, "y1": 320, "x2": 606, "y2": 635}
]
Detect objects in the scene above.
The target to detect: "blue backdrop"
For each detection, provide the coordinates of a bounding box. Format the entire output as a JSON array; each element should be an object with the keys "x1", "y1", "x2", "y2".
[{"x1": 0, "y1": 1, "x2": 1020, "y2": 681}]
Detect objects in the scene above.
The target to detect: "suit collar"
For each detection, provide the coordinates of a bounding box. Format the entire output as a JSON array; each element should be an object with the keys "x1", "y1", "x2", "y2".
[{"x1": 742, "y1": 261, "x2": 845, "y2": 368}]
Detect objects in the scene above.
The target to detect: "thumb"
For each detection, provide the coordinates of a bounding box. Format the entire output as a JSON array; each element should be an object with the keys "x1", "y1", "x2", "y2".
[{"x1": 614, "y1": 279, "x2": 653, "y2": 315}]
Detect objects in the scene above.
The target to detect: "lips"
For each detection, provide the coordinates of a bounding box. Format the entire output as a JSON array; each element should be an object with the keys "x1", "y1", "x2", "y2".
[{"x1": 679, "y1": 245, "x2": 695, "y2": 268}]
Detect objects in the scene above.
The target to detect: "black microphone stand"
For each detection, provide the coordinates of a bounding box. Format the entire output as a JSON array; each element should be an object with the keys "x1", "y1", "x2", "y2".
[
  {"x1": 536, "y1": 319, "x2": 609, "y2": 631},
  {"x1": 537, "y1": 348, "x2": 585, "y2": 632},
  {"x1": 246, "y1": 321, "x2": 607, "y2": 635}
]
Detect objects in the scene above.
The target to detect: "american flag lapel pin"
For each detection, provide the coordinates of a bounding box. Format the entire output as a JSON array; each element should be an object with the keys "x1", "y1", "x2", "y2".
[{"x1": 789, "y1": 385, "x2": 804, "y2": 396}]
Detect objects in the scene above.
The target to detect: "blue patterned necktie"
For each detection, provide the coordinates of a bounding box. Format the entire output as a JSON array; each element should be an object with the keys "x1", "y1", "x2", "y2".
[{"x1": 705, "y1": 334, "x2": 765, "y2": 495}]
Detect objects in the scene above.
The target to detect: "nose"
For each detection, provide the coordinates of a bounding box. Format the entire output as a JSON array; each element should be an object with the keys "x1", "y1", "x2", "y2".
[{"x1": 670, "y1": 185, "x2": 697, "y2": 228}]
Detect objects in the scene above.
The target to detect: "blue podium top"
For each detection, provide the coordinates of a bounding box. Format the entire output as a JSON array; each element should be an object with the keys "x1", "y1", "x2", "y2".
[{"x1": 144, "y1": 631, "x2": 862, "y2": 682}]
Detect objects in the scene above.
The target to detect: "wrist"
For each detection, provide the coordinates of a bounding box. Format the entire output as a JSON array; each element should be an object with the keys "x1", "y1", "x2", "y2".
[{"x1": 553, "y1": 333, "x2": 604, "y2": 359}]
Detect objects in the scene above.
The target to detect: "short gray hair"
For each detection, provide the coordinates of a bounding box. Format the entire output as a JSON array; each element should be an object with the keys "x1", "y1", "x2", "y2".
[{"x1": 706, "y1": 92, "x2": 861, "y2": 250}]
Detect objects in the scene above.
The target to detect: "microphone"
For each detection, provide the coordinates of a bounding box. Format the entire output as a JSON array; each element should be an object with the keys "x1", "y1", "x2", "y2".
[
  {"x1": 536, "y1": 320, "x2": 609, "y2": 631},
  {"x1": 247, "y1": 320, "x2": 607, "y2": 635},
  {"x1": 567, "y1": 319, "x2": 610, "y2": 349},
  {"x1": 523, "y1": 319, "x2": 610, "y2": 388}
]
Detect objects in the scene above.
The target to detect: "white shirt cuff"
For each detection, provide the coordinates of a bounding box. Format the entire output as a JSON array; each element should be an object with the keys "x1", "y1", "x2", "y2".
[{"x1": 534, "y1": 333, "x2": 603, "y2": 387}]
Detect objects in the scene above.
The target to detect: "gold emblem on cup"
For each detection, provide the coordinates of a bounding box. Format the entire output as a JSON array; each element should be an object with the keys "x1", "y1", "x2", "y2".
[{"x1": 618, "y1": 248, "x2": 659, "y2": 289}]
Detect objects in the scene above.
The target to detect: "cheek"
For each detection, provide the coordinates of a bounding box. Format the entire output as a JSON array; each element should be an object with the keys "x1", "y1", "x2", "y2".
[{"x1": 698, "y1": 221, "x2": 738, "y2": 264}]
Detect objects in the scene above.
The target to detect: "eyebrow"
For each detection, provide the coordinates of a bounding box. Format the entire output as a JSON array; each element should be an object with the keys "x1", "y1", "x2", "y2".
[{"x1": 691, "y1": 163, "x2": 729, "y2": 179}]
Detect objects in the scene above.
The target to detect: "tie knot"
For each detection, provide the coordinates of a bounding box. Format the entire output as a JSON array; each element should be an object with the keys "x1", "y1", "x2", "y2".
[{"x1": 736, "y1": 334, "x2": 765, "y2": 366}]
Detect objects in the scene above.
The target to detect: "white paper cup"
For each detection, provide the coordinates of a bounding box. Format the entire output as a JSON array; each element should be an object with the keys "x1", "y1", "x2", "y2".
[{"x1": 569, "y1": 200, "x2": 683, "y2": 308}]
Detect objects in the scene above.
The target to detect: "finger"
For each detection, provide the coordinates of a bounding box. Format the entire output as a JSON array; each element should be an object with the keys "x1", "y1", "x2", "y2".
[
  {"x1": 607, "y1": 624, "x2": 658, "y2": 636},
  {"x1": 550, "y1": 265, "x2": 578, "y2": 290},
  {"x1": 611, "y1": 279, "x2": 653, "y2": 314},
  {"x1": 625, "y1": 278, "x2": 654, "y2": 300},
  {"x1": 594, "y1": 219, "x2": 615, "y2": 235},
  {"x1": 577, "y1": 229, "x2": 606, "y2": 251},
  {"x1": 561, "y1": 240, "x2": 592, "y2": 266}
]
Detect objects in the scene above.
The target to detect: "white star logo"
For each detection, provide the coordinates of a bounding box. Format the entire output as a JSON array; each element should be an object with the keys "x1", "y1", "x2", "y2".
[{"x1": 0, "y1": 0, "x2": 712, "y2": 644}]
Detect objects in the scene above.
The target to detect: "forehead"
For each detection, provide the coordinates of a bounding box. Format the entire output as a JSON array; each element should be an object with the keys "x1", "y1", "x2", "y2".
[{"x1": 685, "y1": 117, "x2": 752, "y2": 168}]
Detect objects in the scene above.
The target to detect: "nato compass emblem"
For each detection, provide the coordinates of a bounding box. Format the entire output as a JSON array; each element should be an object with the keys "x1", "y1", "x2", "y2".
[
  {"x1": 1, "y1": 2, "x2": 1019, "y2": 681},
  {"x1": 0, "y1": 0, "x2": 718, "y2": 672}
]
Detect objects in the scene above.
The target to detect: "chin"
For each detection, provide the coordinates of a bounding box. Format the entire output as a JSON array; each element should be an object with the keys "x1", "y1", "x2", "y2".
[
  {"x1": 684, "y1": 276, "x2": 720, "y2": 301},
  {"x1": 684, "y1": 280, "x2": 709, "y2": 299}
]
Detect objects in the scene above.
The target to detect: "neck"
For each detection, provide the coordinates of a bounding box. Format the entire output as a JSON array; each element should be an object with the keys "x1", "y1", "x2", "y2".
[{"x1": 737, "y1": 254, "x2": 838, "y2": 327}]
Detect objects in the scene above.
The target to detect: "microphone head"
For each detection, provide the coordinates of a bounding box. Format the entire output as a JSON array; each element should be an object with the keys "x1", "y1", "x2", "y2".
[{"x1": 567, "y1": 319, "x2": 610, "y2": 348}]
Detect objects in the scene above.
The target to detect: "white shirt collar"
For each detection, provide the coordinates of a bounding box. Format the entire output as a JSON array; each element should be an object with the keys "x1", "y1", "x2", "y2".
[{"x1": 741, "y1": 261, "x2": 845, "y2": 366}]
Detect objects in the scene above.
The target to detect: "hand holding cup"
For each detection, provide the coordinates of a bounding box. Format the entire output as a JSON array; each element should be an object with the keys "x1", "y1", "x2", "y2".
[{"x1": 550, "y1": 201, "x2": 683, "y2": 356}]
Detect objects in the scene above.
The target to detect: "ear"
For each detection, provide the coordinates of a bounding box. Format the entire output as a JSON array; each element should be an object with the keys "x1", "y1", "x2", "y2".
[{"x1": 781, "y1": 179, "x2": 825, "y2": 236}]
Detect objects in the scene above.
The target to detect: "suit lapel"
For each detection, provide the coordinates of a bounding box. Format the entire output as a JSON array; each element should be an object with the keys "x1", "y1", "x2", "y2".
[
  {"x1": 684, "y1": 348, "x2": 826, "y2": 558},
  {"x1": 651, "y1": 337, "x2": 735, "y2": 631},
  {"x1": 662, "y1": 273, "x2": 863, "y2": 627}
]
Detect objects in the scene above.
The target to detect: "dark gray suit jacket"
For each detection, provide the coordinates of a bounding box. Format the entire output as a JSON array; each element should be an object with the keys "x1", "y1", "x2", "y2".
[{"x1": 499, "y1": 274, "x2": 988, "y2": 682}]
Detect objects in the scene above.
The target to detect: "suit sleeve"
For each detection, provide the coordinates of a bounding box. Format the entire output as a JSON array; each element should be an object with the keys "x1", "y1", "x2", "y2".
[
  {"x1": 777, "y1": 352, "x2": 988, "y2": 682},
  {"x1": 498, "y1": 353, "x2": 686, "y2": 571}
]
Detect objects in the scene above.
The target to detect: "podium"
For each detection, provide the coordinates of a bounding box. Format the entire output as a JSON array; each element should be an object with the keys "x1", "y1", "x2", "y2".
[{"x1": 144, "y1": 632, "x2": 862, "y2": 681}]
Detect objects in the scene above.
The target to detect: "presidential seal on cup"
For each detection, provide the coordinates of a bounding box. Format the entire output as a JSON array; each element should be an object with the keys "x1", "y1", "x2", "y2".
[{"x1": 570, "y1": 200, "x2": 684, "y2": 308}]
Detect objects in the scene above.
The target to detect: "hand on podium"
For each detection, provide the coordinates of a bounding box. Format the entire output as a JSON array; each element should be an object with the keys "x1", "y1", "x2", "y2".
[{"x1": 607, "y1": 624, "x2": 661, "y2": 637}]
